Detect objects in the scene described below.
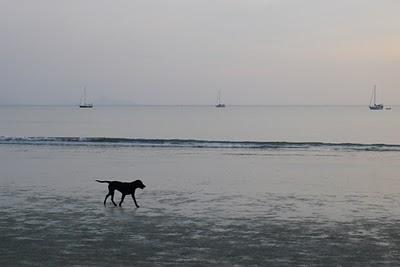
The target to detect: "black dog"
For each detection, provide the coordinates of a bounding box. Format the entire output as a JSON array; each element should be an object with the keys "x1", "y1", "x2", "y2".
[{"x1": 96, "y1": 180, "x2": 146, "y2": 207}]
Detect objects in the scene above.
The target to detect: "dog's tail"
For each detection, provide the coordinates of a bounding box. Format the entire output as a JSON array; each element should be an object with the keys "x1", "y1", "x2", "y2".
[{"x1": 96, "y1": 180, "x2": 111, "y2": 183}]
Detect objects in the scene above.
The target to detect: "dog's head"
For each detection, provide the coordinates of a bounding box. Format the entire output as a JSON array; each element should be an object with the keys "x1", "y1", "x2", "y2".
[{"x1": 133, "y1": 180, "x2": 146, "y2": 189}]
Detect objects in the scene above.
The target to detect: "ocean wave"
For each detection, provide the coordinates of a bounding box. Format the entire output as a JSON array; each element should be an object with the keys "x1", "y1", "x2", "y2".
[{"x1": 0, "y1": 136, "x2": 400, "y2": 152}]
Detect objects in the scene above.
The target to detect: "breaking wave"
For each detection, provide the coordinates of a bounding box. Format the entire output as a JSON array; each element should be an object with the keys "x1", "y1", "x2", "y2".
[{"x1": 0, "y1": 136, "x2": 400, "y2": 152}]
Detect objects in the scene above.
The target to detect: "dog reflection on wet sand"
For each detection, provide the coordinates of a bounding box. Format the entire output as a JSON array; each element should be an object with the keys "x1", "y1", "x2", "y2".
[{"x1": 96, "y1": 180, "x2": 146, "y2": 208}]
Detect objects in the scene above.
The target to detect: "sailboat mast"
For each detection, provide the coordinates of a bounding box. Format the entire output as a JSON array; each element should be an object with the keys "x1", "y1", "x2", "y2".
[
  {"x1": 373, "y1": 85, "x2": 376, "y2": 105},
  {"x1": 83, "y1": 87, "x2": 87, "y2": 105}
]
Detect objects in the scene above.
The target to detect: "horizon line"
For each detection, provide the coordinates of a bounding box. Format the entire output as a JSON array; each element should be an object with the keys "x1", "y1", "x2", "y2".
[{"x1": 0, "y1": 104, "x2": 397, "y2": 107}]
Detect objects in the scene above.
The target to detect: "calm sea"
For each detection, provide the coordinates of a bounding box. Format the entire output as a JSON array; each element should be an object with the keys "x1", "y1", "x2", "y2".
[
  {"x1": 0, "y1": 105, "x2": 399, "y2": 143},
  {"x1": 1, "y1": 105, "x2": 400, "y2": 266}
]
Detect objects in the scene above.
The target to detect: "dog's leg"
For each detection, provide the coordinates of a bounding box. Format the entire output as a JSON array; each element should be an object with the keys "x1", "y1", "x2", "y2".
[
  {"x1": 132, "y1": 193, "x2": 139, "y2": 208},
  {"x1": 110, "y1": 192, "x2": 117, "y2": 206},
  {"x1": 103, "y1": 193, "x2": 111, "y2": 205},
  {"x1": 119, "y1": 194, "x2": 126, "y2": 207}
]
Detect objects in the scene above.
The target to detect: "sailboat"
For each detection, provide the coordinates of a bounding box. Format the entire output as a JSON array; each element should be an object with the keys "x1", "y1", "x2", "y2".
[
  {"x1": 215, "y1": 90, "x2": 225, "y2": 108},
  {"x1": 79, "y1": 87, "x2": 93, "y2": 108},
  {"x1": 369, "y1": 85, "x2": 383, "y2": 110}
]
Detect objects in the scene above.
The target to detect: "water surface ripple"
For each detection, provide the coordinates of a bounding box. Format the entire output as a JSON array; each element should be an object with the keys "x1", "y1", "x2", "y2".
[{"x1": 2, "y1": 186, "x2": 400, "y2": 266}]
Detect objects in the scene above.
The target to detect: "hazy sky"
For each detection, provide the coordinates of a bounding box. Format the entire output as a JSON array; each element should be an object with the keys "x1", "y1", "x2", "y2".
[{"x1": 1, "y1": 0, "x2": 399, "y2": 105}]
